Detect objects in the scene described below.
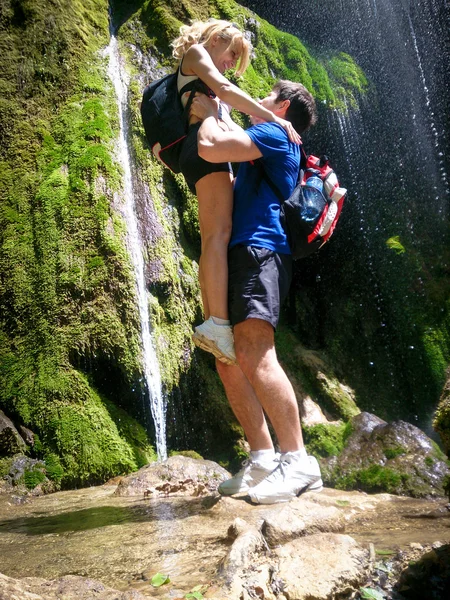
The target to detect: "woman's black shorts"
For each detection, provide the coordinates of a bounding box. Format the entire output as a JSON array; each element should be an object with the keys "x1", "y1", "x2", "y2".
[{"x1": 179, "y1": 122, "x2": 232, "y2": 191}]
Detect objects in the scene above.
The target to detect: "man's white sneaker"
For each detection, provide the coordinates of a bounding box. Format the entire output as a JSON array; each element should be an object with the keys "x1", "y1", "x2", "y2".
[
  {"x1": 218, "y1": 457, "x2": 277, "y2": 496},
  {"x1": 192, "y1": 317, "x2": 237, "y2": 365},
  {"x1": 248, "y1": 454, "x2": 323, "y2": 504}
]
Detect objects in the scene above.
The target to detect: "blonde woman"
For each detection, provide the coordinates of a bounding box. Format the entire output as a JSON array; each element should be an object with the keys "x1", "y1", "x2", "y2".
[{"x1": 171, "y1": 19, "x2": 300, "y2": 365}]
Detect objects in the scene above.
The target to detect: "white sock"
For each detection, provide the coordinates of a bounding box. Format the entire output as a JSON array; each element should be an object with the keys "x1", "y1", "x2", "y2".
[
  {"x1": 210, "y1": 316, "x2": 231, "y2": 326},
  {"x1": 251, "y1": 449, "x2": 276, "y2": 464},
  {"x1": 284, "y1": 448, "x2": 308, "y2": 462}
]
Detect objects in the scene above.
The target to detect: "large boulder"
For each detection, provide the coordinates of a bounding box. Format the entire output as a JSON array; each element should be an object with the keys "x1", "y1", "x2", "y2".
[
  {"x1": 324, "y1": 412, "x2": 448, "y2": 497},
  {"x1": 114, "y1": 455, "x2": 230, "y2": 497},
  {"x1": 0, "y1": 410, "x2": 26, "y2": 456},
  {"x1": 219, "y1": 528, "x2": 370, "y2": 600}
]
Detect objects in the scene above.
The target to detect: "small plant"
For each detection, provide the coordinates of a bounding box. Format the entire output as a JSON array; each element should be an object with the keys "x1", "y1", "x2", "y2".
[
  {"x1": 150, "y1": 572, "x2": 170, "y2": 587},
  {"x1": 384, "y1": 445, "x2": 406, "y2": 460},
  {"x1": 375, "y1": 549, "x2": 395, "y2": 556},
  {"x1": 360, "y1": 588, "x2": 385, "y2": 599},
  {"x1": 23, "y1": 468, "x2": 46, "y2": 490},
  {"x1": 185, "y1": 584, "x2": 208, "y2": 599}
]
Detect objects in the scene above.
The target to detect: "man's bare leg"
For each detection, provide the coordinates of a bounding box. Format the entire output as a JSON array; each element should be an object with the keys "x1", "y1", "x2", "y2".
[
  {"x1": 215, "y1": 361, "x2": 273, "y2": 450},
  {"x1": 233, "y1": 318, "x2": 304, "y2": 453},
  {"x1": 215, "y1": 360, "x2": 279, "y2": 495}
]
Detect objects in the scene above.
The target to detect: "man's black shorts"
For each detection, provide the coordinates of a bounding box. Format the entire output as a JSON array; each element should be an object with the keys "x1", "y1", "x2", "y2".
[{"x1": 228, "y1": 244, "x2": 293, "y2": 329}]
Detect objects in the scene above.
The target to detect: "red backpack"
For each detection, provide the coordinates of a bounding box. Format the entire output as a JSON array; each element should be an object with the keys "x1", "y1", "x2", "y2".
[{"x1": 257, "y1": 148, "x2": 347, "y2": 259}]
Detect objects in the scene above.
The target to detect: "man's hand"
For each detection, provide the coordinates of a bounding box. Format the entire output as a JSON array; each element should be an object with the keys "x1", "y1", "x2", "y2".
[{"x1": 190, "y1": 94, "x2": 219, "y2": 121}]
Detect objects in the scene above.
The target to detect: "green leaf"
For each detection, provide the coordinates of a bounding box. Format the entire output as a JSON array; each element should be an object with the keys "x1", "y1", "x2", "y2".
[
  {"x1": 335, "y1": 500, "x2": 350, "y2": 506},
  {"x1": 151, "y1": 572, "x2": 170, "y2": 587},
  {"x1": 360, "y1": 588, "x2": 385, "y2": 600},
  {"x1": 185, "y1": 592, "x2": 203, "y2": 599}
]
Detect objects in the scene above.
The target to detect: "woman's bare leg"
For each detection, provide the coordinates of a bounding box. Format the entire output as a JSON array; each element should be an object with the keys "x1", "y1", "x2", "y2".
[
  {"x1": 198, "y1": 255, "x2": 209, "y2": 319},
  {"x1": 195, "y1": 171, "x2": 233, "y2": 320}
]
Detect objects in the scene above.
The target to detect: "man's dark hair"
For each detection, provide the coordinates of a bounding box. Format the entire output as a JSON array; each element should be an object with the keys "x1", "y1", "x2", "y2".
[{"x1": 272, "y1": 80, "x2": 318, "y2": 134}]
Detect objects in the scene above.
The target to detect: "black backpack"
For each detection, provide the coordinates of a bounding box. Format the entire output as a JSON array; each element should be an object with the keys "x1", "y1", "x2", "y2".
[
  {"x1": 256, "y1": 147, "x2": 347, "y2": 259},
  {"x1": 140, "y1": 70, "x2": 199, "y2": 173}
]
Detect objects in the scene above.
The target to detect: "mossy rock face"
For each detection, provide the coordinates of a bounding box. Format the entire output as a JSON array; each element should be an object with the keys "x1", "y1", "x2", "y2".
[
  {"x1": 0, "y1": 411, "x2": 26, "y2": 457},
  {"x1": 303, "y1": 422, "x2": 352, "y2": 459},
  {"x1": 0, "y1": 0, "x2": 370, "y2": 486},
  {"x1": 0, "y1": 0, "x2": 156, "y2": 486},
  {"x1": 275, "y1": 326, "x2": 360, "y2": 421},
  {"x1": 434, "y1": 369, "x2": 450, "y2": 457},
  {"x1": 0, "y1": 454, "x2": 56, "y2": 495},
  {"x1": 323, "y1": 412, "x2": 449, "y2": 497}
]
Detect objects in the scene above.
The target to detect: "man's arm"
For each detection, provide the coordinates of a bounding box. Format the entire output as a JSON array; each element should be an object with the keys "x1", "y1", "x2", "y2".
[{"x1": 192, "y1": 95, "x2": 263, "y2": 164}]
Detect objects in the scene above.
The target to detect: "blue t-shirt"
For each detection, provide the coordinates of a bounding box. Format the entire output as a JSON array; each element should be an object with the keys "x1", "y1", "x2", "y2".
[{"x1": 230, "y1": 122, "x2": 301, "y2": 254}]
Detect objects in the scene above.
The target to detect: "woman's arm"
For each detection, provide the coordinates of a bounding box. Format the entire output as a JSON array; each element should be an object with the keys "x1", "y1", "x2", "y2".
[{"x1": 183, "y1": 45, "x2": 300, "y2": 143}]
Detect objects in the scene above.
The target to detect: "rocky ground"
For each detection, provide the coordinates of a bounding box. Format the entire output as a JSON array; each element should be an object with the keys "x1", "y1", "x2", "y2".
[{"x1": 0, "y1": 455, "x2": 449, "y2": 599}]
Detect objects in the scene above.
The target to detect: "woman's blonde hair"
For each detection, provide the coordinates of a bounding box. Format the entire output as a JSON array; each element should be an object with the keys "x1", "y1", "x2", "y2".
[{"x1": 171, "y1": 18, "x2": 251, "y2": 77}]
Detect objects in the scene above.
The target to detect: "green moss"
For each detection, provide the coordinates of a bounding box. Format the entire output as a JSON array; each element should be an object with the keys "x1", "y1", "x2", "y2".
[
  {"x1": 386, "y1": 236, "x2": 406, "y2": 255},
  {"x1": 23, "y1": 466, "x2": 46, "y2": 490},
  {"x1": 430, "y1": 439, "x2": 447, "y2": 462},
  {"x1": 0, "y1": 457, "x2": 13, "y2": 479},
  {"x1": 43, "y1": 453, "x2": 65, "y2": 485},
  {"x1": 324, "y1": 52, "x2": 369, "y2": 108},
  {"x1": 303, "y1": 423, "x2": 348, "y2": 458},
  {"x1": 169, "y1": 450, "x2": 204, "y2": 460},
  {"x1": 384, "y1": 445, "x2": 407, "y2": 460},
  {"x1": 335, "y1": 464, "x2": 404, "y2": 494}
]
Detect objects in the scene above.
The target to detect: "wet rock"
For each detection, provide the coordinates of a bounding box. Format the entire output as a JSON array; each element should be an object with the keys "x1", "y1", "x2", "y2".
[
  {"x1": 114, "y1": 455, "x2": 230, "y2": 497},
  {"x1": 0, "y1": 454, "x2": 52, "y2": 495},
  {"x1": 298, "y1": 349, "x2": 360, "y2": 420},
  {"x1": 325, "y1": 412, "x2": 449, "y2": 497},
  {"x1": 0, "y1": 572, "x2": 152, "y2": 599},
  {"x1": 220, "y1": 518, "x2": 265, "y2": 584},
  {"x1": 0, "y1": 410, "x2": 26, "y2": 456},
  {"x1": 395, "y1": 543, "x2": 450, "y2": 599},
  {"x1": 434, "y1": 367, "x2": 450, "y2": 456},
  {"x1": 19, "y1": 425, "x2": 35, "y2": 447},
  {"x1": 299, "y1": 395, "x2": 330, "y2": 426},
  {"x1": 261, "y1": 498, "x2": 345, "y2": 546},
  {"x1": 219, "y1": 533, "x2": 369, "y2": 600},
  {"x1": 274, "y1": 533, "x2": 369, "y2": 599}
]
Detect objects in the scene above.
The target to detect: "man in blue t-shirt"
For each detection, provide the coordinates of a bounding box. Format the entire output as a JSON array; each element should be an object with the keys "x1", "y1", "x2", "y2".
[{"x1": 191, "y1": 81, "x2": 321, "y2": 504}]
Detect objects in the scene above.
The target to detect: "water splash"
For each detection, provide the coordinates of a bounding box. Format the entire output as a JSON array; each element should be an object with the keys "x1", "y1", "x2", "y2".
[
  {"x1": 105, "y1": 32, "x2": 167, "y2": 460},
  {"x1": 406, "y1": 12, "x2": 449, "y2": 194}
]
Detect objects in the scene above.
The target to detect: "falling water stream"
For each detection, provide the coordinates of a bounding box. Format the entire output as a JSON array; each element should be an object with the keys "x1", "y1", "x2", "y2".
[{"x1": 105, "y1": 31, "x2": 167, "y2": 460}]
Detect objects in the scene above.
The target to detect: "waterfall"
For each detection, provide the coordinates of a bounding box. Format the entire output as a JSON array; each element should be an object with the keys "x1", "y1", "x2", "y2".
[{"x1": 105, "y1": 32, "x2": 167, "y2": 460}]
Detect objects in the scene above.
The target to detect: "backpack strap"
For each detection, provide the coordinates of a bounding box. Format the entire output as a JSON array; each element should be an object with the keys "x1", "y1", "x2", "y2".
[
  {"x1": 253, "y1": 145, "x2": 307, "y2": 204},
  {"x1": 179, "y1": 76, "x2": 215, "y2": 126}
]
